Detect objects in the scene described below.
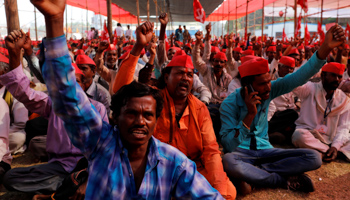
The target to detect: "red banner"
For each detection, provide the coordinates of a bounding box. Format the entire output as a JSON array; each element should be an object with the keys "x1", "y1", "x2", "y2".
[
  {"x1": 304, "y1": 24, "x2": 310, "y2": 45},
  {"x1": 317, "y1": 21, "x2": 325, "y2": 44},
  {"x1": 282, "y1": 28, "x2": 287, "y2": 43},
  {"x1": 193, "y1": 0, "x2": 206, "y2": 23},
  {"x1": 297, "y1": 0, "x2": 308, "y2": 13},
  {"x1": 295, "y1": 15, "x2": 302, "y2": 38},
  {"x1": 101, "y1": 21, "x2": 109, "y2": 42}
]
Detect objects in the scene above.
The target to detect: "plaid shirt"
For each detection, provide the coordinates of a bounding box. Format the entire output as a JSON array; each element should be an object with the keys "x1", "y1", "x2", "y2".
[{"x1": 41, "y1": 35, "x2": 223, "y2": 200}]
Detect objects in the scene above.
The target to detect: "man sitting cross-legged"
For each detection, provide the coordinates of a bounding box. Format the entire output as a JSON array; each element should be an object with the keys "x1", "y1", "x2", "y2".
[
  {"x1": 29, "y1": 0, "x2": 223, "y2": 199},
  {"x1": 219, "y1": 25, "x2": 346, "y2": 194}
]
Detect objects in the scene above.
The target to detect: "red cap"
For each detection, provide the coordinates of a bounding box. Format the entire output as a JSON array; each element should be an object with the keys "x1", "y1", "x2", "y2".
[
  {"x1": 233, "y1": 47, "x2": 243, "y2": 53},
  {"x1": 247, "y1": 46, "x2": 253, "y2": 50},
  {"x1": 322, "y1": 62, "x2": 345, "y2": 75},
  {"x1": 75, "y1": 49, "x2": 85, "y2": 56},
  {"x1": 76, "y1": 55, "x2": 95, "y2": 66},
  {"x1": 35, "y1": 49, "x2": 41, "y2": 56},
  {"x1": 221, "y1": 49, "x2": 227, "y2": 53},
  {"x1": 282, "y1": 44, "x2": 288, "y2": 48},
  {"x1": 174, "y1": 50, "x2": 186, "y2": 56},
  {"x1": 170, "y1": 47, "x2": 181, "y2": 53},
  {"x1": 185, "y1": 43, "x2": 192, "y2": 49},
  {"x1": 288, "y1": 48, "x2": 300, "y2": 55},
  {"x1": 166, "y1": 54, "x2": 194, "y2": 69},
  {"x1": 67, "y1": 44, "x2": 71, "y2": 49},
  {"x1": 271, "y1": 42, "x2": 276, "y2": 46},
  {"x1": 211, "y1": 46, "x2": 220, "y2": 53},
  {"x1": 72, "y1": 63, "x2": 84, "y2": 76},
  {"x1": 0, "y1": 48, "x2": 9, "y2": 57},
  {"x1": 107, "y1": 44, "x2": 117, "y2": 51},
  {"x1": 123, "y1": 45, "x2": 133, "y2": 51},
  {"x1": 0, "y1": 53, "x2": 9, "y2": 64},
  {"x1": 267, "y1": 46, "x2": 276, "y2": 52},
  {"x1": 242, "y1": 49, "x2": 254, "y2": 56},
  {"x1": 176, "y1": 41, "x2": 183, "y2": 46},
  {"x1": 241, "y1": 55, "x2": 256, "y2": 64},
  {"x1": 213, "y1": 52, "x2": 227, "y2": 61},
  {"x1": 279, "y1": 56, "x2": 295, "y2": 68},
  {"x1": 297, "y1": 45, "x2": 305, "y2": 50},
  {"x1": 238, "y1": 57, "x2": 269, "y2": 78},
  {"x1": 82, "y1": 44, "x2": 88, "y2": 50},
  {"x1": 119, "y1": 50, "x2": 131, "y2": 60},
  {"x1": 344, "y1": 44, "x2": 350, "y2": 50}
]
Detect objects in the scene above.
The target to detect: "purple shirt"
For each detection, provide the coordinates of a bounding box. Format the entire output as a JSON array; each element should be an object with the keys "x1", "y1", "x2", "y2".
[{"x1": 0, "y1": 66, "x2": 108, "y2": 172}]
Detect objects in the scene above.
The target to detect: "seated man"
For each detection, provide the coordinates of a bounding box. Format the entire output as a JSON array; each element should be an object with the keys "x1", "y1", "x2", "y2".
[
  {"x1": 75, "y1": 54, "x2": 111, "y2": 115},
  {"x1": 0, "y1": 53, "x2": 28, "y2": 154},
  {"x1": 30, "y1": 1, "x2": 223, "y2": 199},
  {"x1": 268, "y1": 56, "x2": 299, "y2": 144},
  {"x1": 1, "y1": 30, "x2": 108, "y2": 196},
  {"x1": 220, "y1": 25, "x2": 345, "y2": 193},
  {"x1": 112, "y1": 16, "x2": 236, "y2": 200},
  {"x1": 292, "y1": 62, "x2": 350, "y2": 162},
  {"x1": 0, "y1": 97, "x2": 12, "y2": 183}
]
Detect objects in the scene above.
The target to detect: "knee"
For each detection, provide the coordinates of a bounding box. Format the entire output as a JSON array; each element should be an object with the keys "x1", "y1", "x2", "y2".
[
  {"x1": 9, "y1": 132, "x2": 26, "y2": 152},
  {"x1": 304, "y1": 149, "x2": 322, "y2": 170},
  {"x1": 292, "y1": 129, "x2": 308, "y2": 147},
  {"x1": 2, "y1": 169, "x2": 17, "y2": 191}
]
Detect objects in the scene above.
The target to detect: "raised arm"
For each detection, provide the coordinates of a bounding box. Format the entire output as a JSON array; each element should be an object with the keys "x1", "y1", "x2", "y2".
[
  {"x1": 30, "y1": 0, "x2": 104, "y2": 158},
  {"x1": 226, "y1": 33, "x2": 238, "y2": 77},
  {"x1": 157, "y1": 13, "x2": 168, "y2": 67},
  {"x1": 112, "y1": 22, "x2": 154, "y2": 93},
  {"x1": 202, "y1": 23, "x2": 212, "y2": 63},
  {"x1": 192, "y1": 31, "x2": 209, "y2": 76},
  {"x1": 94, "y1": 41, "x2": 112, "y2": 82}
]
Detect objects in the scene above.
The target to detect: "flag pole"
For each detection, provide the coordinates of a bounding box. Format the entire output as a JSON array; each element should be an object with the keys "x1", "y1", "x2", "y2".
[{"x1": 262, "y1": 0, "x2": 265, "y2": 40}]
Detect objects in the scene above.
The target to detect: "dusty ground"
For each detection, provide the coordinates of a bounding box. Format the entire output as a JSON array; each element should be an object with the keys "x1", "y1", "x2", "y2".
[{"x1": 0, "y1": 150, "x2": 349, "y2": 200}]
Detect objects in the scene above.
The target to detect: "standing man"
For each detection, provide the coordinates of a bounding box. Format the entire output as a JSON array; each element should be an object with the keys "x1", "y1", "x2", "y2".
[
  {"x1": 175, "y1": 25, "x2": 183, "y2": 42},
  {"x1": 183, "y1": 25, "x2": 190, "y2": 44},
  {"x1": 125, "y1": 25, "x2": 132, "y2": 39},
  {"x1": 220, "y1": 25, "x2": 345, "y2": 194},
  {"x1": 115, "y1": 23, "x2": 123, "y2": 37}
]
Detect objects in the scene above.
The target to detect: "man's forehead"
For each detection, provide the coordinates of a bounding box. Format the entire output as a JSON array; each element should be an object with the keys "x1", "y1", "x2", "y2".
[
  {"x1": 172, "y1": 66, "x2": 193, "y2": 73},
  {"x1": 123, "y1": 96, "x2": 157, "y2": 110},
  {"x1": 255, "y1": 72, "x2": 271, "y2": 83}
]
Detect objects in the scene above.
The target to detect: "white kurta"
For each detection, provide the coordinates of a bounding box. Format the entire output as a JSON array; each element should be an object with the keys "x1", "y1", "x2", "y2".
[
  {"x1": 292, "y1": 82, "x2": 350, "y2": 159},
  {"x1": 0, "y1": 98, "x2": 13, "y2": 165}
]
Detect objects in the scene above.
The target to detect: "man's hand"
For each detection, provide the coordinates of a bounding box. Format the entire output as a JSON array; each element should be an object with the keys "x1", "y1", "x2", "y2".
[
  {"x1": 30, "y1": 0, "x2": 66, "y2": 19},
  {"x1": 318, "y1": 25, "x2": 345, "y2": 60},
  {"x1": 23, "y1": 32, "x2": 33, "y2": 56},
  {"x1": 69, "y1": 181, "x2": 87, "y2": 200},
  {"x1": 159, "y1": 13, "x2": 168, "y2": 26},
  {"x1": 205, "y1": 22, "x2": 211, "y2": 33},
  {"x1": 97, "y1": 41, "x2": 109, "y2": 54},
  {"x1": 195, "y1": 31, "x2": 203, "y2": 44},
  {"x1": 148, "y1": 42, "x2": 157, "y2": 56},
  {"x1": 5, "y1": 29, "x2": 26, "y2": 70},
  {"x1": 131, "y1": 21, "x2": 154, "y2": 56},
  {"x1": 227, "y1": 33, "x2": 234, "y2": 47},
  {"x1": 243, "y1": 86, "x2": 261, "y2": 116},
  {"x1": 323, "y1": 147, "x2": 338, "y2": 162}
]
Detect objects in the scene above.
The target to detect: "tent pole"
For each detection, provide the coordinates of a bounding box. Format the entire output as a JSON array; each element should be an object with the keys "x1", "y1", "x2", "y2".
[
  {"x1": 147, "y1": 0, "x2": 150, "y2": 21},
  {"x1": 86, "y1": 0, "x2": 88, "y2": 35},
  {"x1": 245, "y1": 0, "x2": 248, "y2": 40},
  {"x1": 271, "y1": 2, "x2": 274, "y2": 37},
  {"x1": 107, "y1": 0, "x2": 113, "y2": 43},
  {"x1": 236, "y1": 0, "x2": 238, "y2": 36},
  {"x1": 34, "y1": 8, "x2": 38, "y2": 41},
  {"x1": 4, "y1": 0, "x2": 20, "y2": 33},
  {"x1": 98, "y1": 0, "x2": 102, "y2": 30},
  {"x1": 262, "y1": 0, "x2": 264, "y2": 40},
  {"x1": 137, "y1": 0, "x2": 140, "y2": 25},
  {"x1": 155, "y1": 0, "x2": 158, "y2": 37},
  {"x1": 294, "y1": 0, "x2": 297, "y2": 37},
  {"x1": 227, "y1": 0, "x2": 230, "y2": 34},
  {"x1": 283, "y1": 0, "x2": 287, "y2": 30},
  {"x1": 320, "y1": 0, "x2": 324, "y2": 25},
  {"x1": 336, "y1": 0, "x2": 339, "y2": 23}
]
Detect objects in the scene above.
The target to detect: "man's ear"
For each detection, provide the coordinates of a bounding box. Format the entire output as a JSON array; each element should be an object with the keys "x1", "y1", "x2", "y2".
[{"x1": 164, "y1": 73, "x2": 169, "y2": 85}]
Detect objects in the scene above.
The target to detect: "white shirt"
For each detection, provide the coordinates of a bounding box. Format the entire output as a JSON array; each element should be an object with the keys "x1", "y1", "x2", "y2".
[
  {"x1": 0, "y1": 97, "x2": 12, "y2": 165},
  {"x1": 293, "y1": 82, "x2": 350, "y2": 150},
  {"x1": 125, "y1": 29, "x2": 132, "y2": 38},
  {"x1": 116, "y1": 26, "x2": 124, "y2": 37}
]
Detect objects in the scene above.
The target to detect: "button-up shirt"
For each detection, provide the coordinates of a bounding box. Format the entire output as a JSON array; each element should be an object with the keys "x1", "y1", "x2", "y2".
[
  {"x1": 86, "y1": 80, "x2": 111, "y2": 115},
  {"x1": 0, "y1": 98, "x2": 12, "y2": 165},
  {"x1": 220, "y1": 52, "x2": 326, "y2": 153},
  {"x1": 41, "y1": 35, "x2": 223, "y2": 200}
]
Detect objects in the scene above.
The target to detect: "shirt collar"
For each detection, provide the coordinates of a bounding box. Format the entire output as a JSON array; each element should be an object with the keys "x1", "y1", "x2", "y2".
[{"x1": 86, "y1": 81, "x2": 97, "y2": 97}]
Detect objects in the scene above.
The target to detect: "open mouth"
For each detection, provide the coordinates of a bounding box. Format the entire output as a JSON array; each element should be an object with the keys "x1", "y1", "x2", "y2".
[
  {"x1": 178, "y1": 82, "x2": 189, "y2": 91},
  {"x1": 130, "y1": 129, "x2": 147, "y2": 139}
]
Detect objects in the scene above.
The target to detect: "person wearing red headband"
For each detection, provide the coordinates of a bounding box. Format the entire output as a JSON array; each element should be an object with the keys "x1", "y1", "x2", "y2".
[
  {"x1": 292, "y1": 62, "x2": 350, "y2": 163},
  {"x1": 220, "y1": 25, "x2": 345, "y2": 194},
  {"x1": 112, "y1": 17, "x2": 236, "y2": 199},
  {"x1": 76, "y1": 54, "x2": 111, "y2": 115},
  {"x1": 268, "y1": 56, "x2": 299, "y2": 144},
  {"x1": 225, "y1": 33, "x2": 241, "y2": 79}
]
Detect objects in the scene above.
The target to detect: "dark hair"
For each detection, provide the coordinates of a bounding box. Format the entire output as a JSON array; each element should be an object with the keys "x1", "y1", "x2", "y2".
[
  {"x1": 87, "y1": 64, "x2": 96, "y2": 71},
  {"x1": 157, "y1": 67, "x2": 172, "y2": 89},
  {"x1": 117, "y1": 23, "x2": 121, "y2": 27},
  {"x1": 240, "y1": 74, "x2": 256, "y2": 87},
  {"x1": 111, "y1": 81, "x2": 164, "y2": 119}
]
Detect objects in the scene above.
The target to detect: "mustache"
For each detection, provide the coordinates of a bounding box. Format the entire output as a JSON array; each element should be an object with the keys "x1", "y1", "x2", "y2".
[
  {"x1": 178, "y1": 81, "x2": 190, "y2": 88},
  {"x1": 128, "y1": 125, "x2": 148, "y2": 134},
  {"x1": 214, "y1": 65, "x2": 223, "y2": 68}
]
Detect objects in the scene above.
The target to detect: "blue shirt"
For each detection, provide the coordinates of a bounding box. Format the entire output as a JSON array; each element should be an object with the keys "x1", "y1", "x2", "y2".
[
  {"x1": 219, "y1": 53, "x2": 326, "y2": 153},
  {"x1": 41, "y1": 35, "x2": 223, "y2": 200}
]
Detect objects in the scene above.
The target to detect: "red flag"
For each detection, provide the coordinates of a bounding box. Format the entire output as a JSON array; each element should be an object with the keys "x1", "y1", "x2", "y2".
[
  {"x1": 282, "y1": 28, "x2": 287, "y2": 42},
  {"x1": 304, "y1": 24, "x2": 310, "y2": 45},
  {"x1": 295, "y1": 15, "x2": 302, "y2": 38},
  {"x1": 345, "y1": 23, "x2": 350, "y2": 37},
  {"x1": 101, "y1": 21, "x2": 109, "y2": 42},
  {"x1": 297, "y1": 0, "x2": 308, "y2": 13},
  {"x1": 113, "y1": 29, "x2": 117, "y2": 45},
  {"x1": 317, "y1": 21, "x2": 325, "y2": 44},
  {"x1": 193, "y1": 0, "x2": 206, "y2": 23}
]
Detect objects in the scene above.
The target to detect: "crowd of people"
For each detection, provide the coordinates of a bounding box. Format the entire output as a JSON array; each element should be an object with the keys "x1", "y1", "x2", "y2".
[{"x1": 0, "y1": 0, "x2": 349, "y2": 199}]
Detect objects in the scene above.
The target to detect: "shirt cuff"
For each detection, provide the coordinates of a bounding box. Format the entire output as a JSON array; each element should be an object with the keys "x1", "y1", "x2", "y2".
[{"x1": 43, "y1": 35, "x2": 69, "y2": 60}]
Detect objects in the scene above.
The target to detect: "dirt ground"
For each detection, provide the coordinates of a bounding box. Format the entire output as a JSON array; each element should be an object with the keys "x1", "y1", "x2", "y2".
[{"x1": 0, "y1": 150, "x2": 349, "y2": 200}]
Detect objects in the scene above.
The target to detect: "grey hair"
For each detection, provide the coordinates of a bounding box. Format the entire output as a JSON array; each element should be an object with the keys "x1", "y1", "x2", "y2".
[{"x1": 0, "y1": 62, "x2": 9, "y2": 73}]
